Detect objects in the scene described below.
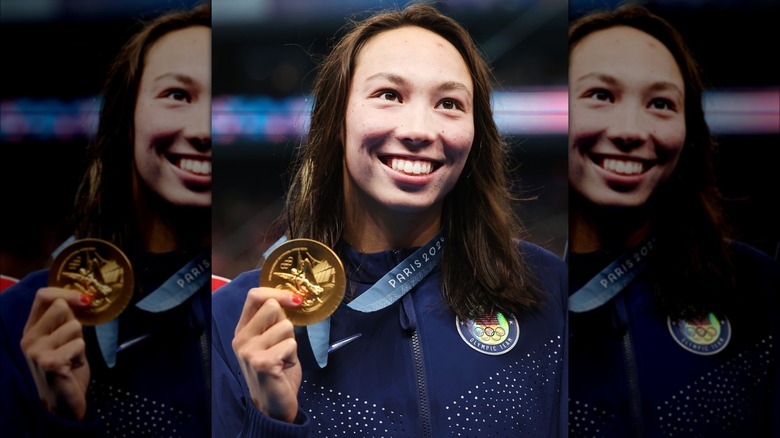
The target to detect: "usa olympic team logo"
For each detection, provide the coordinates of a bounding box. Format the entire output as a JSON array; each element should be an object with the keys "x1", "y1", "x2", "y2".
[
  {"x1": 668, "y1": 312, "x2": 730, "y2": 356},
  {"x1": 457, "y1": 312, "x2": 519, "y2": 355}
]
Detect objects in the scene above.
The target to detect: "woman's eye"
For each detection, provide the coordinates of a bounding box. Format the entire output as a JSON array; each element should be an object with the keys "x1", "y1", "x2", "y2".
[
  {"x1": 586, "y1": 89, "x2": 613, "y2": 102},
  {"x1": 164, "y1": 89, "x2": 192, "y2": 102},
  {"x1": 377, "y1": 91, "x2": 400, "y2": 102},
  {"x1": 649, "y1": 98, "x2": 675, "y2": 111},
  {"x1": 437, "y1": 99, "x2": 463, "y2": 111}
]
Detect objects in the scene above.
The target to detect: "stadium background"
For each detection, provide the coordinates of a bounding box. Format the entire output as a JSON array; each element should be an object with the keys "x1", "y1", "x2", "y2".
[{"x1": 1, "y1": 0, "x2": 776, "y2": 284}]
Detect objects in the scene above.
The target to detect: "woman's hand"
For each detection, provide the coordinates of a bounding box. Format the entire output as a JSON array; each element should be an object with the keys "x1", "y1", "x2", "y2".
[
  {"x1": 232, "y1": 287, "x2": 302, "y2": 423},
  {"x1": 20, "y1": 287, "x2": 90, "y2": 421}
]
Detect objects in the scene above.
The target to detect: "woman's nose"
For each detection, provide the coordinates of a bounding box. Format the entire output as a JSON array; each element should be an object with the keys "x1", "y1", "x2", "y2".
[
  {"x1": 184, "y1": 101, "x2": 212, "y2": 151},
  {"x1": 606, "y1": 105, "x2": 648, "y2": 150},
  {"x1": 396, "y1": 103, "x2": 436, "y2": 148}
]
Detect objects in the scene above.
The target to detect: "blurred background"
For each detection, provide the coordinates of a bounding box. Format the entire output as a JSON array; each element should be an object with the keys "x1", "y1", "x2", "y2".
[
  {"x1": 569, "y1": 0, "x2": 780, "y2": 261},
  {"x1": 0, "y1": 0, "x2": 204, "y2": 282},
  {"x1": 2, "y1": 0, "x2": 777, "y2": 284},
  {"x1": 211, "y1": 0, "x2": 569, "y2": 279}
]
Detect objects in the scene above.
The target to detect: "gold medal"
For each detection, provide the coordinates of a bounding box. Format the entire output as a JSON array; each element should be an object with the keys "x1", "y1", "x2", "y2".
[
  {"x1": 260, "y1": 238, "x2": 346, "y2": 326},
  {"x1": 48, "y1": 238, "x2": 134, "y2": 326}
]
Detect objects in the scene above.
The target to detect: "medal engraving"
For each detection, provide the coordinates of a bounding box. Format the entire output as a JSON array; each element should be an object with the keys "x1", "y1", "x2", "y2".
[
  {"x1": 261, "y1": 239, "x2": 345, "y2": 326},
  {"x1": 48, "y1": 238, "x2": 134, "y2": 326}
]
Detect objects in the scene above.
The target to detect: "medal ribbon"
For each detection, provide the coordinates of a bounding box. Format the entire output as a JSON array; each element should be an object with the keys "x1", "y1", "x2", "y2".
[
  {"x1": 50, "y1": 235, "x2": 77, "y2": 259},
  {"x1": 96, "y1": 251, "x2": 210, "y2": 367},
  {"x1": 306, "y1": 230, "x2": 445, "y2": 368},
  {"x1": 346, "y1": 230, "x2": 444, "y2": 312},
  {"x1": 568, "y1": 236, "x2": 655, "y2": 312},
  {"x1": 135, "y1": 252, "x2": 211, "y2": 312}
]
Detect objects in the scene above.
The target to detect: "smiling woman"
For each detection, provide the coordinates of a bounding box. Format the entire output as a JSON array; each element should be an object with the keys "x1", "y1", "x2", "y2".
[
  {"x1": 342, "y1": 25, "x2": 474, "y2": 250},
  {"x1": 566, "y1": 4, "x2": 779, "y2": 437},
  {"x1": 133, "y1": 25, "x2": 212, "y2": 210},
  {"x1": 569, "y1": 25, "x2": 686, "y2": 210},
  {"x1": 211, "y1": 3, "x2": 568, "y2": 437},
  {"x1": 0, "y1": 3, "x2": 212, "y2": 437}
]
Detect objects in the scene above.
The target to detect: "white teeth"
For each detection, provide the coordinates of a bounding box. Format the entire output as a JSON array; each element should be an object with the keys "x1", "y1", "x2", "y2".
[
  {"x1": 179, "y1": 158, "x2": 212, "y2": 176},
  {"x1": 602, "y1": 158, "x2": 643, "y2": 175},
  {"x1": 390, "y1": 158, "x2": 433, "y2": 175}
]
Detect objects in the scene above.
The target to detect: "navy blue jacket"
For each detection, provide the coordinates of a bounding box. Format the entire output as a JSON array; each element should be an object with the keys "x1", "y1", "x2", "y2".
[
  {"x1": 212, "y1": 240, "x2": 568, "y2": 437},
  {"x1": 0, "y1": 251, "x2": 211, "y2": 437},
  {"x1": 568, "y1": 241, "x2": 779, "y2": 437}
]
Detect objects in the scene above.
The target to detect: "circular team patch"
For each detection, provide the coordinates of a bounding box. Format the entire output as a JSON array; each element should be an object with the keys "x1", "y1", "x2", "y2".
[
  {"x1": 667, "y1": 312, "x2": 731, "y2": 356},
  {"x1": 457, "y1": 312, "x2": 519, "y2": 355}
]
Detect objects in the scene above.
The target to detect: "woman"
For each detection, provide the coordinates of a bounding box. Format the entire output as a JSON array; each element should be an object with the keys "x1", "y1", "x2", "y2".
[
  {"x1": 0, "y1": 3, "x2": 212, "y2": 436},
  {"x1": 212, "y1": 4, "x2": 568, "y2": 437},
  {"x1": 567, "y1": 4, "x2": 778, "y2": 437}
]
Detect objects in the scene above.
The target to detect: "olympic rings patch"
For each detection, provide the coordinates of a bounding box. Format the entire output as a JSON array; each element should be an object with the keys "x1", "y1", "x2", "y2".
[
  {"x1": 457, "y1": 312, "x2": 519, "y2": 355},
  {"x1": 668, "y1": 312, "x2": 730, "y2": 356}
]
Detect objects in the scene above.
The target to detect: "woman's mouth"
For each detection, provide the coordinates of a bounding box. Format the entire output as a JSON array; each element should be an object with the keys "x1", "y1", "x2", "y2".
[
  {"x1": 387, "y1": 157, "x2": 436, "y2": 176},
  {"x1": 592, "y1": 155, "x2": 649, "y2": 176},
  {"x1": 172, "y1": 156, "x2": 212, "y2": 176}
]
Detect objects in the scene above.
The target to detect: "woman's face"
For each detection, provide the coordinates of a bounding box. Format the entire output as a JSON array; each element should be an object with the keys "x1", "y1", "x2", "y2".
[
  {"x1": 133, "y1": 25, "x2": 211, "y2": 209},
  {"x1": 343, "y1": 25, "x2": 474, "y2": 219},
  {"x1": 569, "y1": 25, "x2": 686, "y2": 209}
]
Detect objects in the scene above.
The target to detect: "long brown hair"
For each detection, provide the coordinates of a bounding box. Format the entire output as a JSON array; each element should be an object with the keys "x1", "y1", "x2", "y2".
[
  {"x1": 569, "y1": 3, "x2": 734, "y2": 318},
  {"x1": 71, "y1": 3, "x2": 211, "y2": 253},
  {"x1": 283, "y1": 3, "x2": 545, "y2": 319}
]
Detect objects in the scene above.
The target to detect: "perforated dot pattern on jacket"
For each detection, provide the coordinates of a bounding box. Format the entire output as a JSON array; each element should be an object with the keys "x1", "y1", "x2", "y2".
[
  {"x1": 300, "y1": 385, "x2": 408, "y2": 437},
  {"x1": 299, "y1": 336, "x2": 564, "y2": 437},
  {"x1": 569, "y1": 336, "x2": 775, "y2": 438},
  {"x1": 657, "y1": 336, "x2": 775, "y2": 437},
  {"x1": 445, "y1": 337, "x2": 564, "y2": 437},
  {"x1": 88, "y1": 381, "x2": 191, "y2": 438}
]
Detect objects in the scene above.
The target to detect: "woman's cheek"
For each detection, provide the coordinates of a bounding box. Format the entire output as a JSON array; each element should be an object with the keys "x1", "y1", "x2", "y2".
[
  {"x1": 654, "y1": 120, "x2": 686, "y2": 158},
  {"x1": 443, "y1": 123, "x2": 474, "y2": 154},
  {"x1": 569, "y1": 105, "x2": 606, "y2": 147}
]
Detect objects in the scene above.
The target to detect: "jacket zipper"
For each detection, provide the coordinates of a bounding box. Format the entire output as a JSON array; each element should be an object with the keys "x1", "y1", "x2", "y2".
[
  {"x1": 411, "y1": 329, "x2": 433, "y2": 438},
  {"x1": 392, "y1": 246, "x2": 433, "y2": 438},
  {"x1": 393, "y1": 248, "x2": 433, "y2": 438},
  {"x1": 620, "y1": 301, "x2": 644, "y2": 438}
]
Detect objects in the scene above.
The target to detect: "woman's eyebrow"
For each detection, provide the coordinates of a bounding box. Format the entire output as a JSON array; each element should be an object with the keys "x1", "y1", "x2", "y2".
[
  {"x1": 574, "y1": 72, "x2": 619, "y2": 86},
  {"x1": 437, "y1": 80, "x2": 472, "y2": 98},
  {"x1": 153, "y1": 72, "x2": 197, "y2": 86},
  {"x1": 648, "y1": 81, "x2": 683, "y2": 99},
  {"x1": 574, "y1": 73, "x2": 682, "y2": 98},
  {"x1": 365, "y1": 72, "x2": 471, "y2": 97}
]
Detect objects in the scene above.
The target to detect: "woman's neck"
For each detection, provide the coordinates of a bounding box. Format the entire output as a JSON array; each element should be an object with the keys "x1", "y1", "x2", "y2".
[
  {"x1": 570, "y1": 196, "x2": 652, "y2": 254},
  {"x1": 139, "y1": 211, "x2": 210, "y2": 253},
  {"x1": 344, "y1": 205, "x2": 442, "y2": 253},
  {"x1": 133, "y1": 185, "x2": 210, "y2": 254}
]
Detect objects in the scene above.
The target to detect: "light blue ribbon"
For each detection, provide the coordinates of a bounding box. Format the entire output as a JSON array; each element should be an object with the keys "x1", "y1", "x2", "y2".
[
  {"x1": 345, "y1": 231, "x2": 444, "y2": 312},
  {"x1": 95, "y1": 319, "x2": 120, "y2": 367},
  {"x1": 263, "y1": 235, "x2": 287, "y2": 259},
  {"x1": 97, "y1": 251, "x2": 211, "y2": 367},
  {"x1": 568, "y1": 236, "x2": 656, "y2": 312},
  {"x1": 50, "y1": 235, "x2": 76, "y2": 259},
  {"x1": 306, "y1": 318, "x2": 331, "y2": 367},
  {"x1": 135, "y1": 252, "x2": 210, "y2": 312},
  {"x1": 306, "y1": 231, "x2": 445, "y2": 368}
]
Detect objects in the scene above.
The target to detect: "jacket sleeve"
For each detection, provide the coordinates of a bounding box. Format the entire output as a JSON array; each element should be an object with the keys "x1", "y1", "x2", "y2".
[
  {"x1": 211, "y1": 270, "x2": 311, "y2": 437},
  {"x1": 0, "y1": 270, "x2": 99, "y2": 437}
]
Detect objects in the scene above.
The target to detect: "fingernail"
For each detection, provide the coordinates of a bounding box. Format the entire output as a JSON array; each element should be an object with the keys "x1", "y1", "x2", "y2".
[
  {"x1": 80, "y1": 294, "x2": 92, "y2": 305},
  {"x1": 291, "y1": 295, "x2": 302, "y2": 304}
]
